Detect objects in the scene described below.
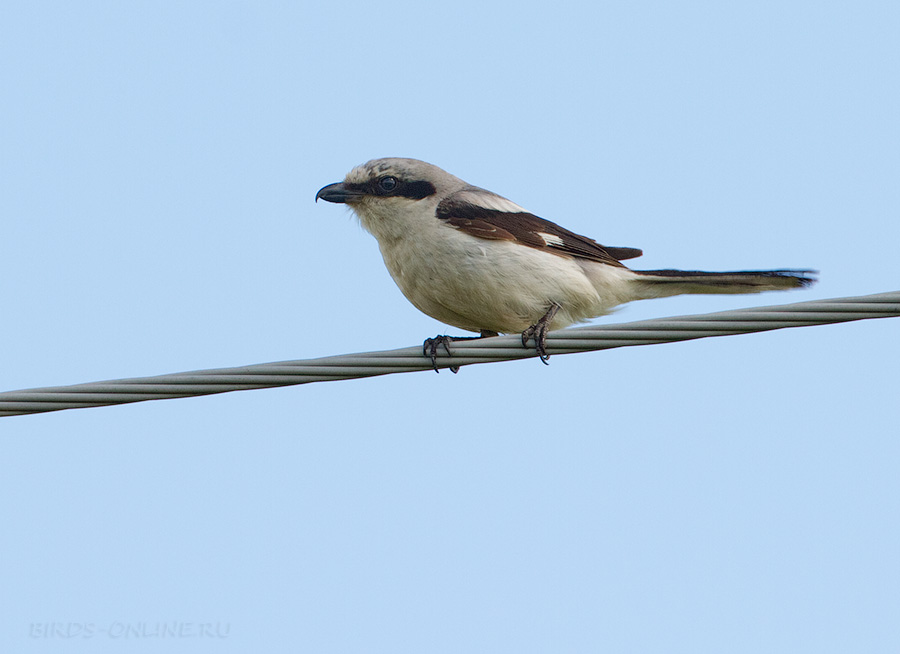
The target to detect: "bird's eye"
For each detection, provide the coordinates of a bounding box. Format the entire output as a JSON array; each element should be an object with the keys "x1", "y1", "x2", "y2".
[{"x1": 378, "y1": 176, "x2": 398, "y2": 193}]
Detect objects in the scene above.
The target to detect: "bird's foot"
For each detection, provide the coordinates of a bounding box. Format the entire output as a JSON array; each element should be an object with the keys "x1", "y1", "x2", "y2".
[
  {"x1": 423, "y1": 335, "x2": 457, "y2": 373},
  {"x1": 521, "y1": 302, "x2": 561, "y2": 364},
  {"x1": 423, "y1": 330, "x2": 499, "y2": 373}
]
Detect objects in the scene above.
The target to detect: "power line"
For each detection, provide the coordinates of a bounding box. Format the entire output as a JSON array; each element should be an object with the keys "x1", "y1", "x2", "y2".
[{"x1": 2, "y1": 290, "x2": 898, "y2": 417}]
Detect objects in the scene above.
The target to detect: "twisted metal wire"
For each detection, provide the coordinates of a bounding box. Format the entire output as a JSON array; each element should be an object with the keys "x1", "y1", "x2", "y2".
[{"x1": 2, "y1": 290, "x2": 898, "y2": 417}]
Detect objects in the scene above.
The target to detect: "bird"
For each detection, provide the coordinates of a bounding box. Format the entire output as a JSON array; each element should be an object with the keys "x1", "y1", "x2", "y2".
[{"x1": 316, "y1": 158, "x2": 816, "y2": 370}]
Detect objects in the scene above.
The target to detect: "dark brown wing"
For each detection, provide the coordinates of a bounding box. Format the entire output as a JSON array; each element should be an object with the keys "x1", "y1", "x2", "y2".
[{"x1": 435, "y1": 193, "x2": 642, "y2": 266}]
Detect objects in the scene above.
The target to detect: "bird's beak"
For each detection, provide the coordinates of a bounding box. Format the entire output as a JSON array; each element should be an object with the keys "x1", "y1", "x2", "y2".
[{"x1": 315, "y1": 182, "x2": 363, "y2": 204}]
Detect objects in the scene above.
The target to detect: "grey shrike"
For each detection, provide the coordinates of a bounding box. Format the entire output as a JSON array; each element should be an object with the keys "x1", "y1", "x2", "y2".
[{"x1": 316, "y1": 158, "x2": 816, "y2": 369}]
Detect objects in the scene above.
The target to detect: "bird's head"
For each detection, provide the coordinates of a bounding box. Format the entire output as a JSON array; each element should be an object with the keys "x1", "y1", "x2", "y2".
[{"x1": 316, "y1": 158, "x2": 469, "y2": 239}]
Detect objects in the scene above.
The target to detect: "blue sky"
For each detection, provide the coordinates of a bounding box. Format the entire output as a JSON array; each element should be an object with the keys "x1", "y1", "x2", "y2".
[{"x1": 2, "y1": 1, "x2": 899, "y2": 652}]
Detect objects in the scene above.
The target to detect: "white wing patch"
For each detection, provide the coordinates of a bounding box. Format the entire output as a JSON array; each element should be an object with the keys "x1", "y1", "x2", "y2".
[
  {"x1": 454, "y1": 189, "x2": 528, "y2": 214},
  {"x1": 537, "y1": 232, "x2": 565, "y2": 247}
]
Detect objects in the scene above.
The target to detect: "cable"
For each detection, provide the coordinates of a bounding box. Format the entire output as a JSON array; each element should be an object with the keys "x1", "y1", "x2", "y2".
[{"x1": 2, "y1": 290, "x2": 898, "y2": 417}]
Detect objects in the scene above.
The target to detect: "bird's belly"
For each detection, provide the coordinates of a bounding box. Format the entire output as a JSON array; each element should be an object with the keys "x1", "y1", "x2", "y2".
[{"x1": 378, "y1": 235, "x2": 608, "y2": 333}]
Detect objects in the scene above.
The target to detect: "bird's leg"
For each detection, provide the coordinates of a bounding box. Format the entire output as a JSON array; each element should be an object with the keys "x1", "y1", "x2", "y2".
[
  {"x1": 423, "y1": 330, "x2": 499, "y2": 374},
  {"x1": 521, "y1": 302, "x2": 561, "y2": 364}
]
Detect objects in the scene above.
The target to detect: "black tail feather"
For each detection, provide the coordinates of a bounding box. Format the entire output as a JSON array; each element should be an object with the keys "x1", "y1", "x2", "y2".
[{"x1": 631, "y1": 269, "x2": 818, "y2": 296}]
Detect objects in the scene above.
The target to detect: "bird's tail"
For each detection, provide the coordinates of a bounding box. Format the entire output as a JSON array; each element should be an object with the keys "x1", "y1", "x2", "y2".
[{"x1": 629, "y1": 269, "x2": 817, "y2": 300}]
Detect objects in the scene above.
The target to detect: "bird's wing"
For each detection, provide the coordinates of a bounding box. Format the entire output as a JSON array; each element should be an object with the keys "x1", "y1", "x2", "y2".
[{"x1": 435, "y1": 189, "x2": 642, "y2": 266}]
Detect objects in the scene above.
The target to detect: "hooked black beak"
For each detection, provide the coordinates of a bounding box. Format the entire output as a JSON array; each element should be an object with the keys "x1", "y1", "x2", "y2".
[{"x1": 315, "y1": 182, "x2": 363, "y2": 204}]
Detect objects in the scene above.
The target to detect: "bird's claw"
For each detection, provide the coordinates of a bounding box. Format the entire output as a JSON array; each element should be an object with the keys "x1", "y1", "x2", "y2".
[
  {"x1": 521, "y1": 302, "x2": 561, "y2": 364},
  {"x1": 423, "y1": 336, "x2": 459, "y2": 373}
]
